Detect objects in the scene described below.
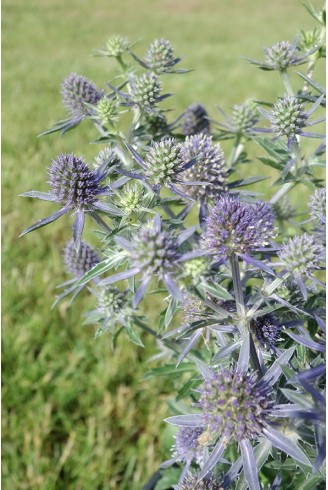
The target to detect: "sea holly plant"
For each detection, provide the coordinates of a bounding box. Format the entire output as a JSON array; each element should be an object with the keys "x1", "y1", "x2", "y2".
[{"x1": 20, "y1": 4, "x2": 326, "y2": 489}]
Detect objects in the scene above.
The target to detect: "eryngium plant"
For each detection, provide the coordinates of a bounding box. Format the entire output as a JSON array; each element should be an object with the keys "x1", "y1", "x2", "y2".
[{"x1": 20, "y1": 4, "x2": 326, "y2": 489}]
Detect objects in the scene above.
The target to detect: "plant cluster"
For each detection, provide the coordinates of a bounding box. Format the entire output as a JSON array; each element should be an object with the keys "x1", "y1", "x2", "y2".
[{"x1": 20, "y1": 4, "x2": 326, "y2": 489}]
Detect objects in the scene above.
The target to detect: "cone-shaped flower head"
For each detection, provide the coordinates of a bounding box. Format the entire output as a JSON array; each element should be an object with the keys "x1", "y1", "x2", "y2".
[
  {"x1": 309, "y1": 188, "x2": 326, "y2": 223},
  {"x1": 96, "y1": 98, "x2": 118, "y2": 127},
  {"x1": 278, "y1": 233, "x2": 324, "y2": 277},
  {"x1": 144, "y1": 38, "x2": 176, "y2": 73},
  {"x1": 231, "y1": 100, "x2": 259, "y2": 134},
  {"x1": 63, "y1": 240, "x2": 100, "y2": 277},
  {"x1": 202, "y1": 196, "x2": 275, "y2": 262},
  {"x1": 130, "y1": 220, "x2": 180, "y2": 280},
  {"x1": 181, "y1": 293, "x2": 208, "y2": 324},
  {"x1": 270, "y1": 96, "x2": 308, "y2": 139},
  {"x1": 252, "y1": 313, "x2": 282, "y2": 349},
  {"x1": 174, "y1": 426, "x2": 204, "y2": 464},
  {"x1": 144, "y1": 111, "x2": 170, "y2": 138},
  {"x1": 131, "y1": 72, "x2": 161, "y2": 109},
  {"x1": 61, "y1": 73, "x2": 104, "y2": 118},
  {"x1": 48, "y1": 153, "x2": 106, "y2": 209},
  {"x1": 106, "y1": 35, "x2": 129, "y2": 57},
  {"x1": 181, "y1": 134, "x2": 227, "y2": 202},
  {"x1": 273, "y1": 196, "x2": 295, "y2": 221},
  {"x1": 179, "y1": 474, "x2": 224, "y2": 490},
  {"x1": 199, "y1": 369, "x2": 273, "y2": 441},
  {"x1": 264, "y1": 41, "x2": 298, "y2": 70},
  {"x1": 97, "y1": 286, "x2": 129, "y2": 320},
  {"x1": 93, "y1": 147, "x2": 121, "y2": 170},
  {"x1": 117, "y1": 183, "x2": 145, "y2": 214},
  {"x1": 144, "y1": 138, "x2": 185, "y2": 186},
  {"x1": 182, "y1": 103, "x2": 211, "y2": 136},
  {"x1": 183, "y1": 256, "x2": 210, "y2": 283}
]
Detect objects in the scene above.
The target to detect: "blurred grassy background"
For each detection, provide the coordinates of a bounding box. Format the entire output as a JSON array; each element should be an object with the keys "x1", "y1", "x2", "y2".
[{"x1": 2, "y1": 0, "x2": 325, "y2": 488}]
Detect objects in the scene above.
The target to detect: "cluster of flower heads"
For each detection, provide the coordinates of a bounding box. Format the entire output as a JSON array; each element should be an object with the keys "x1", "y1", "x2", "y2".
[{"x1": 202, "y1": 195, "x2": 276, "y2": 262}]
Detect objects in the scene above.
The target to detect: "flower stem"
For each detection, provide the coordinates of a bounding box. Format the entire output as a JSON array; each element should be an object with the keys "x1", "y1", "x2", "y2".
[
  {"x1": 230, "y1": 254, "x2": 262, "y2": 374},
  {"x1": 280, "y1": 70, "x2": 294, "y2": 96}
]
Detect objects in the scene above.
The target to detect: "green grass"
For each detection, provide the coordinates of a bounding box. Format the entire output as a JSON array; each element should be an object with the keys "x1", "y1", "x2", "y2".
[{"x1": 2, "y1": 0, "x2": 325, "y2": 488}]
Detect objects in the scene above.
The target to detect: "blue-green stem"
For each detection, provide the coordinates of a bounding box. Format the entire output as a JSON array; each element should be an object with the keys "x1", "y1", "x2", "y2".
[
  {"x1": 227, "y1": 134, "x2": 244, "y2": 168},
  {"x1": 230, "y1": 253, "x2": 262, "y2": 374},
  {"x1": 280, "y1": 70, "x2": 294, "y2": 96}
]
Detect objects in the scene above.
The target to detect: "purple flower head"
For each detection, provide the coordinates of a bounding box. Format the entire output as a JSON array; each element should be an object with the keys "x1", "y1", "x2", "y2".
[
  {"x1": 202, "y1": 195, "x2": 275, "y2": 262},
  {"x1": 182, "y1": 103, "x2": 211, "y2": 136},
  {"x1": 199, "y1": 369, "x2": 273, "y2": 441},
  {"x1": 278, "y1": 233, "x2": 324, "y2": 277},
  {"x1": 179, "y1": 473, "x2": 224, "y2": 490},
  {"x1": 181, "y1": 293, "x2": 208, "y2": 324},
  {"x1": 180, "y1": 134, "x2": 227, "y2": 202},
  {"x1": 63, "y1": 240, "x2": 100, "y2": 278},
  {"x1": 174, "y1": 426, "x2": 204, "y2": 464},
  {"x1": 20, "y1": 153, "x2": 116, "y2": 250},
  {"x1": 61, "y1": 73, "x2": 104, "y2": 119},
  {"x1": 48, "y1": 153, "x2": 106, "y2": 209},
  {"x1": 252, "y1": 313, "x2": 282, "y2": 349}
]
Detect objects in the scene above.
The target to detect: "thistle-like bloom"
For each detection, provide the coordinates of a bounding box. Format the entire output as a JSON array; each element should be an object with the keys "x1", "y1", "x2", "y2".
[
  {"x1": 144, "y1": 38, "x2": 178, "y2": 73},
  {"x1": 214, "y1": 100, "x2": 259, "y2": 138},
  {"x1": 252, "y1": 313, "x2": 282, "y2": 349},
  {"x1": 180, "y1": 134, "x2": 227, "y2": 202},
  {"x1": 202, "y1": 195, "x2": 275, "y2": 262},
  {"x1": 309, "y1": 188, "x2": 326, "y2": 223},
  {"x1": 116, "y1": 182, "x2": 145, "y2": 214},
  {"x1": 20, "y1": 153, "x2": 120, "y2": 249},
  {"x1": 125, "y1": 137, "x2": 198, "y2": 198},
  {"x1": 63, "y1": 240, "x2": 100, "y2": 278},
  {"x1": 199, "y1": 369, "x2": 273, "y2": 441},
  {"x1": 182, "y1": 103, "x2": 211, "y2": 136},
  {"x1": 95, "y1": 98, "x2": 118, "y2": 128},
  {"x1": 131, "y1": 38, "x2": 185, "y2": 74},
  {"x1": 257, "y1": 94, "x2": 325, "y2": 147},
  {"x1": 273, "y1": 196, "x2": 296, "y2": 222},
  {"x1": 105, "y1": 35, "x2": 129, "y2": 57},
  {"x1": 130, "y1": 72, "x2": 162, "y2": 110},
  {"x1": 174, "y1": 426, "x2": 205, "y2": 464},
  {"x1": 183, "y1": 256, "x2": 210, "y2": 283},
  {"x1": 100, "y1": 215, "x2": 200, "y2": 305},
  {"x1": 84, "y1": 286, "x2": 133, "y2": 337},
  {"x1": 144, "y1": 138, "x2": 185, "y2": 186},
  {"x1": 246, "y1": 38, "x2": 316, "y2": 71},
  {"x1": 62, "y1": 73, "x2": 104, "y2": 120},
  {"x1": 178, "y1": 474, "x2": 224, "y2": 490},
  {"x1": 93, "y1": 147, "x2": 121, "y2": 170},
  {"x1": 278, "y1": 233, "x2": 324, "y2": 278},
  {"x1": 181, "y1": 293, "x2": 208, "y2": 324}
]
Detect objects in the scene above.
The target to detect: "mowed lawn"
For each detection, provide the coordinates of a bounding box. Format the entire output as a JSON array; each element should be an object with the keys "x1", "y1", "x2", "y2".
[{"x1": 2, "y1": 1, "x2": 324, "y2": 488}]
